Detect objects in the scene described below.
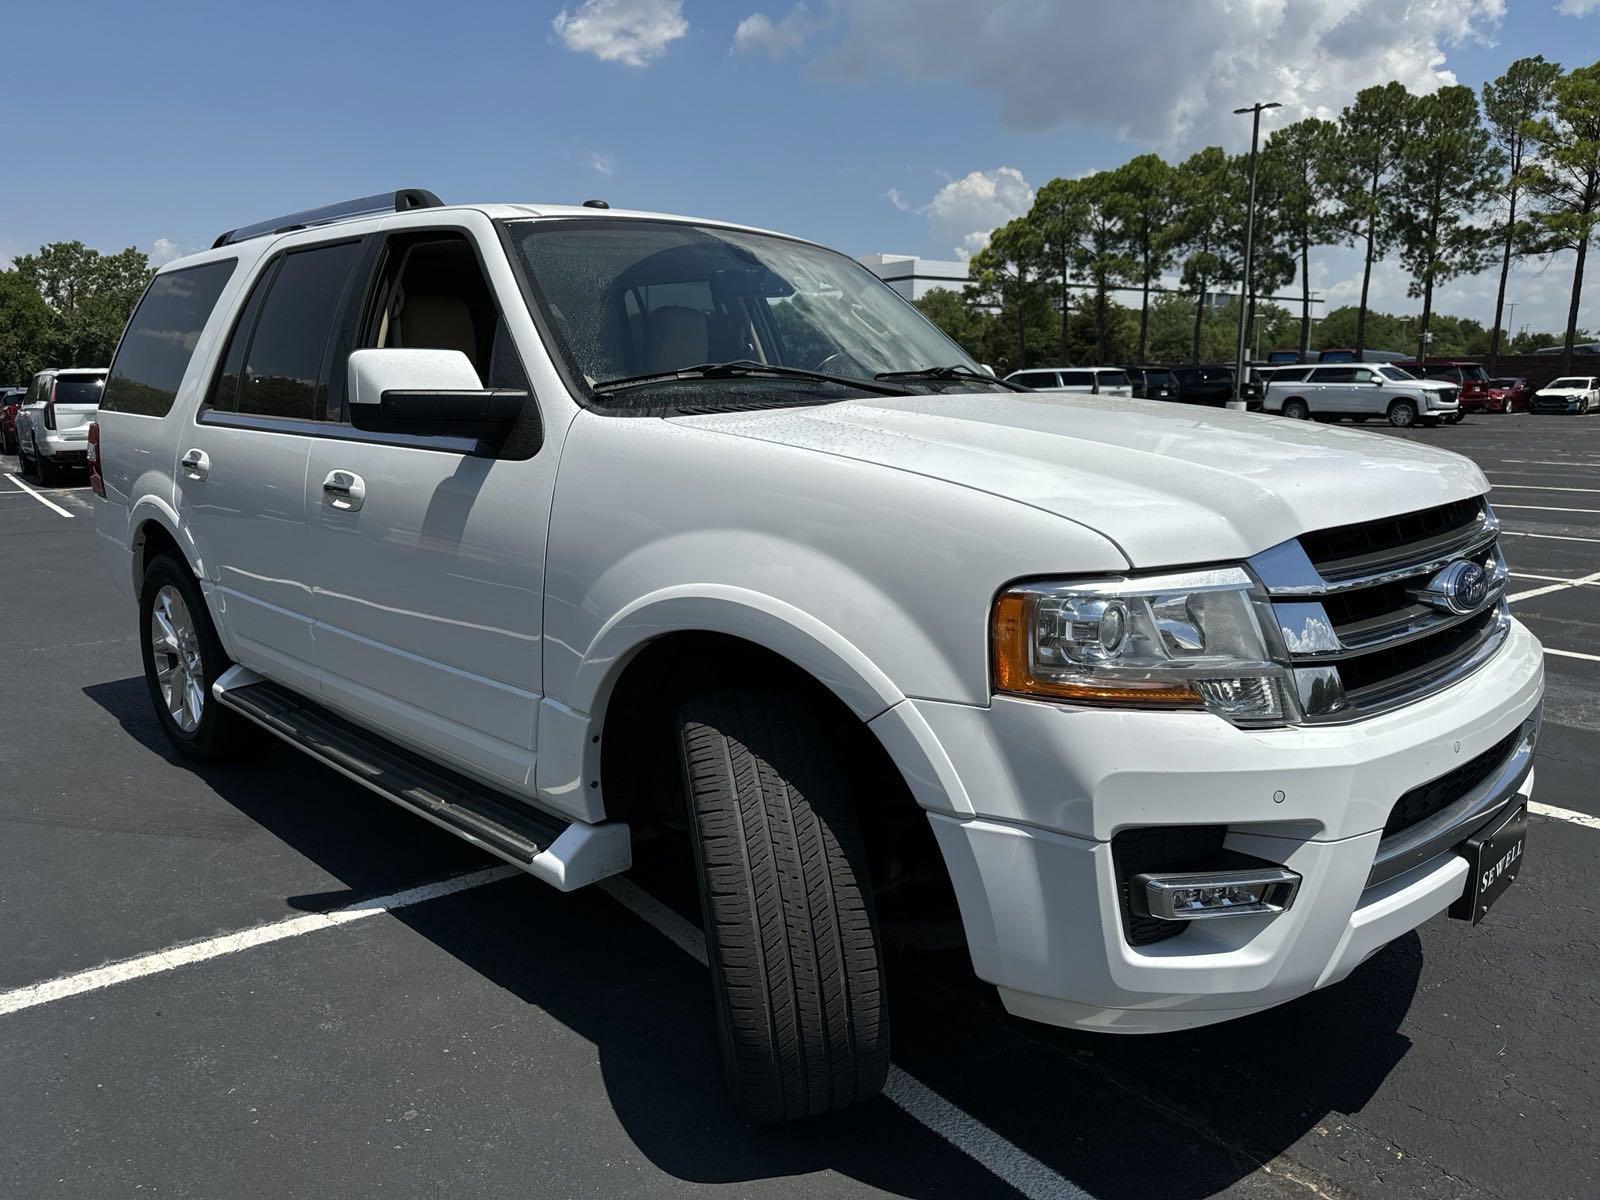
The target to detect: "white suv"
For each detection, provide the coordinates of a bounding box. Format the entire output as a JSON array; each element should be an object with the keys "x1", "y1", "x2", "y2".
[
  {"x1": 1264, "y1": 363, "x2": 1458, "y2": 427},
  {"x1": 1006, "y1": 366, "x2": 1134, "y2": 397},
  {"x1": 94, "y1": 192, "x2": 1544, "y2": 1122},
  {"x1": 15, "y1": 367, "x2": 107, "y2": 482}
]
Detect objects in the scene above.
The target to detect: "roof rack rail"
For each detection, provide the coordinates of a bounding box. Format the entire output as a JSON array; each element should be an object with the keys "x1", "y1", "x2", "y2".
[{"x1": 212, "y1": 188, "x2": 443, "y2": 248}]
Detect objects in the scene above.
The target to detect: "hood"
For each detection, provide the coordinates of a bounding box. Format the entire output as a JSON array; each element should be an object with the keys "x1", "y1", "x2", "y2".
[{"x1": 674, "y1": 392, "x2": 1488, "y2": 566}]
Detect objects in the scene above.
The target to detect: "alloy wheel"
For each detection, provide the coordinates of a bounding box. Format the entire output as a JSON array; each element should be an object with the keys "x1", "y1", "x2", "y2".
[{"x1": 149, "y1": 585, "x2": 206, "y2": 733}]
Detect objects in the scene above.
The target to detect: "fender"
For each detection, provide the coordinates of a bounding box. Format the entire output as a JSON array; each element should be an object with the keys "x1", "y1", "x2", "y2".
[
  {"x1": 536, "y1": 585, "x2": 944, "y2": 822},
  {"x1": 127, "y1": 494, "x2": 204, "y2": 589}
]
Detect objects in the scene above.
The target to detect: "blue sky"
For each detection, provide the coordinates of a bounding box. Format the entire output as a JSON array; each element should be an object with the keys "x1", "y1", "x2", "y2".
[{"x1": 3, "y1": 0, "x2": 1595, "y2": 332}]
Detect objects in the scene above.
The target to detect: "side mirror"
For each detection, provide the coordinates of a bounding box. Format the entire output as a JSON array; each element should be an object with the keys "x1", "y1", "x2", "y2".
[{"x1": 347, "y1": 349, "x2": 533, "y2": 449}]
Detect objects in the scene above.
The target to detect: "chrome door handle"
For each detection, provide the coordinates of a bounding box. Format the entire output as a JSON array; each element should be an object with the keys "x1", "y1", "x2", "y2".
[
  {"x1": 321, "y1": 469, "x2": 365, "y2": 512},
  {"x1": 180, "y1": 449, "x2": 209, "y2": 481}
]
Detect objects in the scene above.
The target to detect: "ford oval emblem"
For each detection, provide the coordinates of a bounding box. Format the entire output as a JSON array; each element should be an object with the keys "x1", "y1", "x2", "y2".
[{"x1": 1421, "y1": 560, "x2": 1491, "y2": 615}]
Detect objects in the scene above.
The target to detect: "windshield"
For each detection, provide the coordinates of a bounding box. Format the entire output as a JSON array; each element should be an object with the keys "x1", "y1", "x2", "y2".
[
  {"x1": 1378, "y1": 366, "x2": 1415, "y2": 381},
  {"x1": 507, "y1": 219, "x2": 986, "y2": 406},
  {"x1": 1549, "y1": 378, "x2": 1594, "y2": 389},
  {"x1": 1462, "y1": 365, "x2": 1489, "y2": 382},
  {"x1": 51, "y1": 376, "x2": 105, "y2": 405}
]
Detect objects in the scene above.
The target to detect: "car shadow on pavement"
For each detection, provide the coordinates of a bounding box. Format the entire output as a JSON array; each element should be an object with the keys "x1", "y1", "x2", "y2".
[{"x1": 86, "y1": 672, "x2": 1422, "y2": 1200}]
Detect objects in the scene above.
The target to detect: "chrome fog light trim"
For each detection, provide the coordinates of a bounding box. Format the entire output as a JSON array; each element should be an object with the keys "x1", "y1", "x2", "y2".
[{"x1": 1134, "y1": 867, "x2": 1301, "y2": 921}]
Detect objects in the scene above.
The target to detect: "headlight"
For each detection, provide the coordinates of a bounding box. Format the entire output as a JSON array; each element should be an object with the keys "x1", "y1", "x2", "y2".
[{"x1": 992, "y1": 567, "x2": 1290, "y2": 726}]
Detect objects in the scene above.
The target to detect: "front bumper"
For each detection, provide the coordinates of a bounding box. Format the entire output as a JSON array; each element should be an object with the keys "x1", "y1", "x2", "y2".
[{"x1": 904, "y1": 618, "x2": 1545, "y2": 1033}]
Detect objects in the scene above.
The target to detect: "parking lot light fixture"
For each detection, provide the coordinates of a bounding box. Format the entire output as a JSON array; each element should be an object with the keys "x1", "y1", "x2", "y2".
[{"x1": 1231, "y1": 101, "x2": 1282, "y2": 409}]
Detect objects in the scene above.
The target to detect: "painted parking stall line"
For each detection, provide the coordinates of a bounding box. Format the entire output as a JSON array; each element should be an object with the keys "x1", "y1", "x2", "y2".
[
  {"x1": 1507, "y1": 570, "x2": 1600, "y2": 603},
  {"x1": 0, "y1": 860, "x2": 1095, "y2": 1200},
  {"x1": 1529, "y1": 802, "x2": 1600, "y2": 831},
  {"x1": 0, "y1": 866, "x2": 519, "y2": 1018},
  {"x1": 2, "y1": 472, "x2": 74, "y2": 518},
  {"x1": 597, "y1": 878, "x2": 1094, "y2": 1200}
]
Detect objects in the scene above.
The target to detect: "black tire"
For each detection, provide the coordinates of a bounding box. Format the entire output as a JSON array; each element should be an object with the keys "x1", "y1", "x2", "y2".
[
  {"x1": 139, "y1": 553, "x2": 254, "y2": 762},
  {"x1": 1281, "y1": 397, "x2": 1310, "y2": 420},
  {"x1": 1387, "y1": 399, "x2": 1418, "y2": 428},
  {"x1": 34, "y1": 440, "x2": 56, "y2": 486},
  {"x1": 677, "y1": 687, "x2": 889, "y2": 1123},
  {"x1": 17, "y1": 436, "x2": 34, "y2": 477}
]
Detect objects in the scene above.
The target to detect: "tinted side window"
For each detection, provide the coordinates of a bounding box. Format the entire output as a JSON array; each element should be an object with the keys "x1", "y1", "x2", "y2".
[
  {"x1": 237, "y1": 242, "x2": 362, "y2": 420},
  {"x1": 1058, "y1": 371, "x2": 1092, "y2": 386},
  {"x1": 1100, "y1": 372, "x2": 1131, "y2": 387},
  {"x1": 1311, "y1": 367, "x2": 1357, "y2": 383},
  {"x1": 1272, "y1": 367, "x2": 1309, "y2": 382},
  {"x1": 101, "y1": 261, "x2": 236, "y2": 417}
]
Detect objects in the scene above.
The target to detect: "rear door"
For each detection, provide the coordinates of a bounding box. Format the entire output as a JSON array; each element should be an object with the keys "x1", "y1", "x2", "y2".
[
  {"x1": 1307, "y1": 366, "x2": 1356, "y2": 413},
  {"x1": 299, "y1": 216, "x2": 552, "y2": 798},
  {"x1": 181, "y1": 238, "x2": 366, "y2": 694}
]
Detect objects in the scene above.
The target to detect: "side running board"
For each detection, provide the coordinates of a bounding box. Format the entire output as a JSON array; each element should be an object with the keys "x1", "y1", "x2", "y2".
[{"x1": 212, "y1": 667, "x2": 629, "y2": 890}]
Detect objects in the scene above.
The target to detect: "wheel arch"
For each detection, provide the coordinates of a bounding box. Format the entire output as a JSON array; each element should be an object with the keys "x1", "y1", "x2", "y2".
[{"x1": 128, "y1": 498, "x2": 203, "y2": 594}]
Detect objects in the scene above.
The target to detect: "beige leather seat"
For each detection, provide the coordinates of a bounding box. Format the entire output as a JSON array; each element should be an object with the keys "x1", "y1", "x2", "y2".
[
  {"x1": 643, "y1": 306, "x2": 709, "y2": 373},
  {"x1": 396, "y1": 292, "x2": 479, "y2": 364}
]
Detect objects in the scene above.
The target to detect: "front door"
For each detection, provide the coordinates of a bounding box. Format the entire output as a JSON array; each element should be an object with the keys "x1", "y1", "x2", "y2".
[{"x1": 302, "y1": 222, "x2": 554, "y2": 798}]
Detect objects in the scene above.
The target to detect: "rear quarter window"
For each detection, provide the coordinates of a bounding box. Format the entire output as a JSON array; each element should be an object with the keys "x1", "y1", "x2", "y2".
[{"x1": 101, "y1": 260, "x2": 237, "y2": 417}]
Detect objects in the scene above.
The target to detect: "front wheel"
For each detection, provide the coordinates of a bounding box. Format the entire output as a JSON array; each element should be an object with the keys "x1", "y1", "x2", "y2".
[
  {"x1": 139, "y1": 554, "x2": 254, "y2": 762},
  {"x1": 34, "y1": 440, "x2": 57, "y2": 485},
  {"x1": 1281, "y1": 398, "x2": 1310, "y2": 420},
  {"x1": 1388, "y1": 399, "x2": 1418, "y2": 428},
  {"x1": 678, "y1": 687, "x2": 889, "y2": 1123}
]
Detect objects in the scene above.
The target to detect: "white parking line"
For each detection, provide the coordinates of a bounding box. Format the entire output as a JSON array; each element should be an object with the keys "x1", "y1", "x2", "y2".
[
  {"x1": 1508, "y1": 571, "x2": 1600, "y2": 603},
  {"x1": 1509, "y1": 572, "x2": 1600, "y2": 585},
  {"x1": 1495, "y1": 504, "x2": 1600, "y2": 515},
  {"x1": 1497, "y1": 460, "x2": 1600, "y2": 469},
  {"x1": 598, "y1": 877, "x2": 1091, "y2": 1200},
  {"x1": 1491, "y1": 484, "x2": 1600, "y2": 494},
  {"x1": 1530, "y1": 802, "x2": 1600, "y2": 831},
  {"x1": 0, "y1": 861, "x2": 1091, "y2": 1199},
  {"x1": 1546, "y1": 647, "x2": 1600, "y2": 664},
  {"x1": 2, "y1": 472, "x2": 74, "y2": 518},
  {"x1": 0, "y1": 865, "x2": 518, "y2": 1017},
  {"x1": 1501, "y1": 529, "x2": 1600, "y2": 546}
]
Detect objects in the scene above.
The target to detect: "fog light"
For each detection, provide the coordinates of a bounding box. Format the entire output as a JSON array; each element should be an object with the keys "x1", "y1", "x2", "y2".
[{"x1": 1134, "y1": 867, "x2": 1300, "y2": 921}]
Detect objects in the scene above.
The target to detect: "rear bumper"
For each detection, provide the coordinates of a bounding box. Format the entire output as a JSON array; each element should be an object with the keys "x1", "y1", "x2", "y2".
[{"x1": 908, "y1": 619, "x2": 1545, "y2": 1033}]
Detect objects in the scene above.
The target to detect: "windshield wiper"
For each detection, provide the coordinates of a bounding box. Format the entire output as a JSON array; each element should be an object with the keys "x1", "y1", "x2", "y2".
[
  {"x1": 873, "y1": 364, "x2": 1029, "y2": 391},
  {"x1": 592, "y1": 360, "x2": 912, "y2": 398}
]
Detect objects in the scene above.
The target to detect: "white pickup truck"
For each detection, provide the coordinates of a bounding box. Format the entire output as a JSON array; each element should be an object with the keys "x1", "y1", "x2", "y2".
[{"x1": 93, "y1": 192, "x2": 1544, "y2": 1123}]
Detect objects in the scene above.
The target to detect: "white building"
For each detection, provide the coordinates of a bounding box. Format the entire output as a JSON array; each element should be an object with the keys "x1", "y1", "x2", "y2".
[{"x1": 857, "y1": 254, "x2": 971, "y2": 302}]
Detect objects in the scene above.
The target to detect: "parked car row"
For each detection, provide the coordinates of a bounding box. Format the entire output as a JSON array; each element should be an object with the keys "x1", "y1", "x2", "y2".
[
  {"x1": 1004, "y1": 363, "x2": 1263, "y2": 408},
  {"x1": 6, "y1": 368, "x2": 107, "y2": 481}
]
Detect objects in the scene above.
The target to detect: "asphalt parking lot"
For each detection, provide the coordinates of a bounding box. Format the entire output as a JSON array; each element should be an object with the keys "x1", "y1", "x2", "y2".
[{"x1": 2, "y1": 413, "x2": 1597, "y2": 1200}]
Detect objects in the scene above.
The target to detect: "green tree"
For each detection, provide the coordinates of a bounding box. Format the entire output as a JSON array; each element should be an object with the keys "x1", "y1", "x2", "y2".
[
  {"x1": 1104, "y1": 154, "x2": 1180, "y2": 363},
  {"x1": 1329, "y1": 82, "x2": 1414, "y2": 355},
  {"x1": 913, "y1": 287, "x2": 996, "y2": 361},
  {"x1": 1175, "y1": 147, "x2": 1238, "y2": 362},
  {"x1": 1393, "y1": 85, "x2": 1501, "y2": 361},
  {"x1": 11, "y1": 240, "x2": 153, "y2": 366},
  {"x1": 1025, "y1": 178, "x2": 1090, "y2": 362},
  {"x1": 1482, "y1": 56, "x2": 1562, "y2": 368},
  {"x1": 0, "y1": 271, "x2": 55, "y2": 385},
  {"x1": 1522, "y1": 60, "x2": 1600, "y2": 374},
  {"x1": 966, "y1": 218, "x2": 1049, "y2": 372},
  {"x1": 1074, "y1": 173, "x2": 1131, "y2": 364},
  {"x1": 1261, "y1": 118, "x2": 1341, "y2": 355}
]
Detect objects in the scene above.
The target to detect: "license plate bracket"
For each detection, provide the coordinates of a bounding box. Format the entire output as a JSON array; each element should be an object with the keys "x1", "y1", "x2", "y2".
[{"x1": 1448, "y1": 802, "x2": 1527, "y2": 925}]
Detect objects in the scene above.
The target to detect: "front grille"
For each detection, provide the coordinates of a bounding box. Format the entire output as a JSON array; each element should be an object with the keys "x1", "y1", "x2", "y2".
[
  {"x1": 1384, "y1": 728, "x2": 1522, "y2": 838},
  {"x1": 1439, "y1": 387, "x2": 1459, "y2": 405},
  {"x1": 1251, "y1": 498, "x2": 1510, "y2": 721}
]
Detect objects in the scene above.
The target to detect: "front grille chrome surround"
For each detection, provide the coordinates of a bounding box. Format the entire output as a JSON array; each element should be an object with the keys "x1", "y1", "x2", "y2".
[{"x1": 1249, "y1": 497, "x2": 1511, "y2": 723}]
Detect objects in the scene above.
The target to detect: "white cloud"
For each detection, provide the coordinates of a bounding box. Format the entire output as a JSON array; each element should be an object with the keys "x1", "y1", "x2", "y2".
[
  {"x1": 733, "y1": 4, "x2": 815, "y2": 56},
  {"x1": 149, "y1": 238, "x2": 183, "y2": 266},
  {"x1": 913, "y1": 167, "x2": 1036, "y2": 259},
  {"x1": 552, "y1": 0, "x2": 687, "y2": 67},
  {"x1": 585, "y1": 150, "x2": 617, "y2": 176},
  {"x1": 813, "y1": 0, "x2": 1504, "y2": 151},
  {"x1": 1557, "y1": 0, "x2": 1598, "y2": 13}
]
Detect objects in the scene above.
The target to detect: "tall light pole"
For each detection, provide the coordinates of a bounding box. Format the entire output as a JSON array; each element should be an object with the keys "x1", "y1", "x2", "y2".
[{"x1": 1230, "y1": 100, "x2": 1281, "y2": 410}]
